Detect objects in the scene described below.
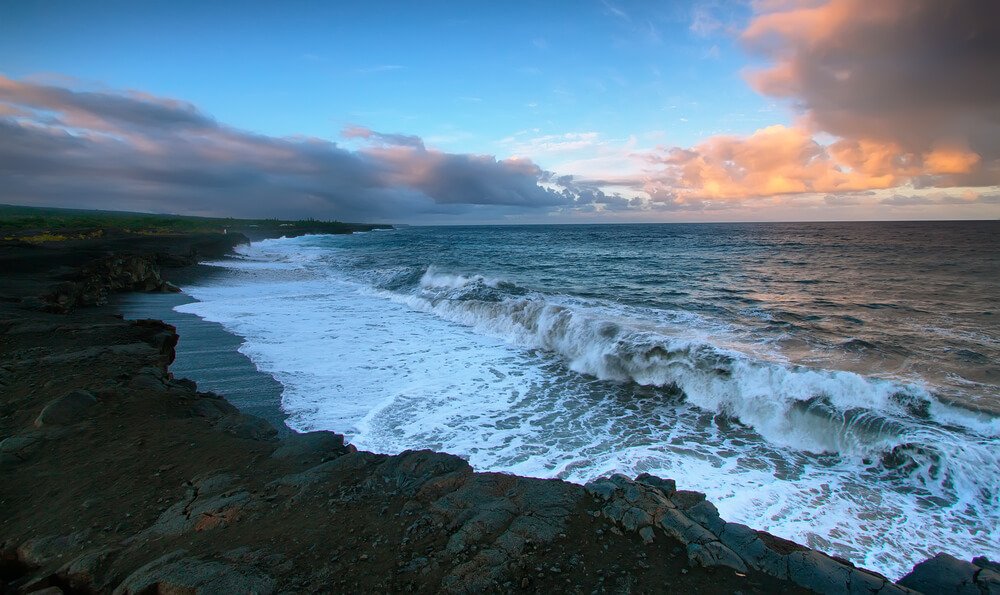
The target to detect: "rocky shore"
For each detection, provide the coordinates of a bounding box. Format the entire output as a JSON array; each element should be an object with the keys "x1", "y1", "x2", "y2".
[{"x1": 1, "y1": 233, "x2": 997, "y2": 594}]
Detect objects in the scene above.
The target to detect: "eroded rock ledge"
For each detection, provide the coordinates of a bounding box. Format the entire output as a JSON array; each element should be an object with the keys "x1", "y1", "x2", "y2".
[{"x1": 1, "y1": 235, "x2": 996, "y2": 594}]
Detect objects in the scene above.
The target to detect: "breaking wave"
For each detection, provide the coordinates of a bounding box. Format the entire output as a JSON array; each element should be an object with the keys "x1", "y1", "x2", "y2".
[
  {"x1": 376, "y1": 265, "x2": 1000, "y2": 496},
  {"x1": 180, "y1": 232, "x2": 1000, "y2": 579}
]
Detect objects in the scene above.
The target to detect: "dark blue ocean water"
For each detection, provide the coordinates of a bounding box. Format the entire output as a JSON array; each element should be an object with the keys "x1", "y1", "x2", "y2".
[
  {"x1": 334, "y1": 221, "x2": 999, "y2": 408},
  {"x1": 173, "y1": 221, "x2": 999, "y2": 578}
]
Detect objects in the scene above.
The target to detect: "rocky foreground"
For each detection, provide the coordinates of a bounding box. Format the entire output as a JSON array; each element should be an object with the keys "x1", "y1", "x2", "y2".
[{"x1": 1, "y1": 233, "x2": 997, "y2": 594}]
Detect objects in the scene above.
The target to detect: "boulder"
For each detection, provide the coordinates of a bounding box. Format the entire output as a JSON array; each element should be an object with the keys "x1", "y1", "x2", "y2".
[
  {"x1": 128, "y1": 368, "x2": 168, "y2": 392},
  {"x1": 684, "y1": 500, "x2": 726, "y2": 535},
  {"x1": 0, "y1": 434, "x2": 42, "y2": 463},
  {"x1": 34, "y1": 390, "x2": 97, "y2": 427},
  {"x1": 113, "y1": 550, "x2": 275, "y2": 595},
  {"x1": 657, "y1": 508, "x2": 716, "y2": 546},
  {"x1": 977, "y1": 568, "x2": 1000, "y2": 594},
  {"x1": 635, "y1": 473, "x2": 676, "y2": 496},
  {"x1": 898, "y1": 553, "x2": 992, "y2": 595},
  {"x1": 270, "y1": 430, "x2": 353, "y2": 462},
  {"x1": 687, "y1": 541, "x2": 748, "y2": 573},
  {"x1": 190, "y1": 394, "x2": 240, "y2": 420},
  {"x1": 718, "y1": 523, "x2": 789, "y2": 579},
  {"x1": 219, "y1": 414, "x2": 278, "y2": 441},
  {"x1": 15, "y1": 532, "x2": 90, "y2": 566},
  {"x1": 57, "y1": 546, "x2": 120, "y2": 592}
]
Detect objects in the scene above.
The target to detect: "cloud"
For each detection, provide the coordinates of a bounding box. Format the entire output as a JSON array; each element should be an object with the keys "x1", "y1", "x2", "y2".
[
  {"x1": 342, "y1": 125, "x2": 425, "y2": 149},
  {"x1": 4, "y1": 0, "x2": 1000, "y2": 223},
  {"x1": 361, "y1": 144, "x2": 568, "y2": 208},
  {"x1": 601, "y1": 0, "x2": 630, "y2": 22},
  {"x1": 630, "y1": 125, "x2": 902, "y2": 205},
  {"x1": 0, "y1": 76, "x2": 214, "y2": 133},
  {"x1": 500, "y1": 132, "x2": 602, "y2": 156},
  {"x1": 689, "y1": 1, "x2": 742, "y2": 37},
  {"x1": 622, "y1": 0, "x2": 1000, "y2": 208},
  {"x1": 0, "y1": 76, "x2": 584, "y2": 221},
  {"x1": 741, "y1": 0, "x2": 1000, "y2": 186},
  {"x1": 690, "y1": 6, "x2": 724, "y2": 37},
  {"x1": 881, "y1": 194, "x2": 934, "y2": 207},
  {"x1": 878, "y1": 189, "x2": 1000, "y2": 207},
  {"x1": 554, "y1": 175, "x2": 643, "y2": 212},
  {"x1": 824, "y1": 194, "x2": 859, "y2": 206}
]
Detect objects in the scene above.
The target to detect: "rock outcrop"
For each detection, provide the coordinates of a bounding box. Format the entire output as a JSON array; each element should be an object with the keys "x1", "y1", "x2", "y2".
[
  {"x1": 41, "y1": 254, "x2": 180, "y2": 313},
  {"x1": 898, "y1": 554, "x2": 1000, "y2": 594},
  {"x1": 586, "y1": 474, "x2": 920, "y2": 594}
]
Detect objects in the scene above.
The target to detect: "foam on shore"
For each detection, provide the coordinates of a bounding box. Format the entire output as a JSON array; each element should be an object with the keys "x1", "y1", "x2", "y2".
[{"x1": 170, "y1": 234, "x2": 1000, "y2": 579}]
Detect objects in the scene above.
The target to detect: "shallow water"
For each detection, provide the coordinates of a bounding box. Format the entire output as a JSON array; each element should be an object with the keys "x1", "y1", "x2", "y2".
[{"x1": 173, "y1": 222, "x2": 999, "y2": 579}]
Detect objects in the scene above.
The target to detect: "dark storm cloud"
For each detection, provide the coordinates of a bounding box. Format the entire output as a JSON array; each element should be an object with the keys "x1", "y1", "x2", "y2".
[
  {"x1": 361, "y1": 142, "x2": 569, "y2": 208},
  {"x1": 0, "y1": 77, "x2": 215, "y2": 132},
  {"x1": 0, "y1": 76, "x2": 582, "y2": 221},
  {"x1": 553, "y1": 175, "x2": 642, "y2": 211}
]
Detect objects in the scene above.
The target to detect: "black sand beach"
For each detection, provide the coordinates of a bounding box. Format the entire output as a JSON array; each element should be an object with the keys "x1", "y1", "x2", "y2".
[{"x1": 114, "y1": 287, "x2": 288, "y2": 435}]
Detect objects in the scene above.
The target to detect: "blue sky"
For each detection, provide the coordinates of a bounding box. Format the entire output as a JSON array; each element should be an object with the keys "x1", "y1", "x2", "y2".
[
  {"x1": 1, "y1": 0, "x2": 998, "y2": 222},
  {"x1": 2, "y1": 2, "x2": 769, "y2": 150}
]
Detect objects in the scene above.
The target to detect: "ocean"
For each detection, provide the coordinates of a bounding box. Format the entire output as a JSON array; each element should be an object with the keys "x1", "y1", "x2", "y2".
[{"x1": 164, "y1": 221, "x2": 998, "y2": 579}]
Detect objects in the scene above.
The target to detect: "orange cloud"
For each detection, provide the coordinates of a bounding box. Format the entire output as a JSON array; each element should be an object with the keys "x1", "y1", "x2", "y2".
[
  {"x1": 621, "y1": 0, "x2": 1000, "y2": 206},
  {"x1": 636, "y1": 125, "x2": 908, "y2": 204},
  {"x1": 923, "y1": 146, "x2": 981, "y2": 176},
  {"x1": 741, "y1": 0, "x2": 1000, "y2": 175}
]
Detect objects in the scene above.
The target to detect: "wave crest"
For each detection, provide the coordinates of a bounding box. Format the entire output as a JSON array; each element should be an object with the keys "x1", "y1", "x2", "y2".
[{"x1": 392, "y1": 266, "x2": 998, "y2": 471}]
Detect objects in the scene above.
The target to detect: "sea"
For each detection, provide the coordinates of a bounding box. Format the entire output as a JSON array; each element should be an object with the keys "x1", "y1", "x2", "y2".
[{"x1": 160, "y1": 222, "x2": 999, "y2": 579}]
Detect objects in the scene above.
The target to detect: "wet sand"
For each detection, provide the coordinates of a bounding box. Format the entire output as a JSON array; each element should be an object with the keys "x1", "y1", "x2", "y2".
[{"x1": 114, "y1": 288, "x2": 289, "y2": 435}]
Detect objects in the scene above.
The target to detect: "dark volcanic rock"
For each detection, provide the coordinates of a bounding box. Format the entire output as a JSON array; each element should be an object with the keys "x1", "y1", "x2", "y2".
[
  {"x1": 635, "y1": 472, "x2": 677, "y2": 496},
  {"x1": 130, "y1": 318, "x2": 180, "y2": 365},
  {"x1": 46, "y1": 254, "x2": 176, "y2": 312},
  {"x1": 270, "y1": 430, "x2": 354, "y2": 462},
  {"x1": 899, "y1": 553, "x2": 1000, "y2": 594},
  {"x1": 585, "y1": 473, "x2": 912, "y2": 594},
  {"x1": 57, "y1": 546, "x2": 120, "y2": 593},
  {"x1": 33, "y1": 390, "x2": 97, "y2": 427},
  {"x1": 974, "y1": 556, "x2": 1000, "y2": 573},
  {"x1": 113, "y1": 550, "x2": 275, "y2": 595},
  {"x1": 218, "y1": 413, "x2": 279, "y2": 441},
  {"x1": 15, "y1": 531, "x2": 91, "y2": 567},
  {"x1": 0, "y1": 434, "x2": 42, "y2": 463}
]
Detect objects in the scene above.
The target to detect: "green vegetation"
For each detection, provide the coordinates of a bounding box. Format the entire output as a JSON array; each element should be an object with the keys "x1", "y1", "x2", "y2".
[{"x1": 0, "y1": 204, "x2": 391, "y2": 240}]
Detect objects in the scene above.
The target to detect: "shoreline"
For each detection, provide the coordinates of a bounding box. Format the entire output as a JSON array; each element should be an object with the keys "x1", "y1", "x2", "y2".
[
  {"x1": 1, "y1": 232, "x2": 996, "y2": 594},
  {"x1": 112, "y1": 262, "x2": 290, "y2": 436},
  {"x1": 113, "y1": 291, "x2": 290, "y2": 437}
]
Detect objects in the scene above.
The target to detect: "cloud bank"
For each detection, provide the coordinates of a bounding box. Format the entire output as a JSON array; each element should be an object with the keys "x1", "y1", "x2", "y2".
[
  {"x1": 616, "y1": 0, "x2": 1000, "y2": 210},
  {"x1": 0, "y1": 76, "x2": 589, "y2": 221},
  {"x1": 2, "y1": 0, "x2": 999, "y2": 221}
]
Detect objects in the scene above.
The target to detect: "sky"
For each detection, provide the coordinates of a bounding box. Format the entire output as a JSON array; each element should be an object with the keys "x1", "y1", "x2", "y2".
[{"x1": 1, "y1": 0, "x2": 999, "y2": 224}]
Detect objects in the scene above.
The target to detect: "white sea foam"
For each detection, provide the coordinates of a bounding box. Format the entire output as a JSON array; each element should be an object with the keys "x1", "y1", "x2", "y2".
[
  {"x1": 175, "y1": 235, "x2": 1000, "y2": 580},
  {"x1": 419, "y1": 265, "x2": 505, "y2": 290}
]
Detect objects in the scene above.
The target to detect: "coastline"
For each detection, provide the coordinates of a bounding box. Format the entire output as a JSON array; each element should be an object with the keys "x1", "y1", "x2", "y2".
[
  {"x1": 1, "y1": 233, "x2": 996, "y2": 594},
  {"x1": 113, "y1": 279, "x2": 289, "y2": 436}
]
